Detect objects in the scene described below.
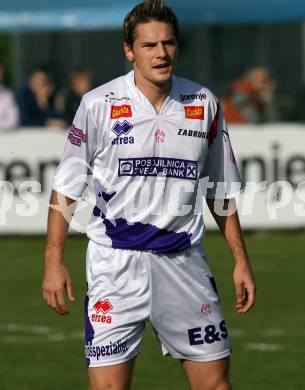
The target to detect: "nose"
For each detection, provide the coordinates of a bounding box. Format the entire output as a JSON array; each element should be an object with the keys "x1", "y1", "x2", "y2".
[{"x1": 156, "y1": 43, "x2": 167, "y2": 59}]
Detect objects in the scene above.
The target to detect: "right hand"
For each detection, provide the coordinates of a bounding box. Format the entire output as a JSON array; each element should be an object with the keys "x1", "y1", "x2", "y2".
[
  {"x1": 233, "y1": 261, "x2": 256, "y2": 314},
  {"x1": 42, "y1": 262, "x2": 75, "y2": 315}
]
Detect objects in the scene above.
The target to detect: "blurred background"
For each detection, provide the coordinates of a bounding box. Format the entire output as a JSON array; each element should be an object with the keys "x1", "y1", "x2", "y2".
[
  {"x1": 1, "y1": 0, "x2": 305, "y2": 121},
  {"x1": 0, "y1": 1, "x2": 304, "y2": 389}
]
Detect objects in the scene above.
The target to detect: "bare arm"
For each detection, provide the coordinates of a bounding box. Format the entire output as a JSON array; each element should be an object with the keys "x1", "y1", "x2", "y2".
[
  {"x1": 42, "y1": 190, "x2": 77, "y2": 315},
  {"x1": 207, "y1": 198, "x2": 256, "y2": 314}
]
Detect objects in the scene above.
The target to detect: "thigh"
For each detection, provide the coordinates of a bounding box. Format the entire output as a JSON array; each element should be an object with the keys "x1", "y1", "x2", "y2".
[
  {"x1": 88, "y1": 357, "x2": 136, "y2": 390},
  {"x1": 150, "y1": 245, "x2": 231, "y2": 362},
  {"x1": 182, "y1": 357, "x2": 231, "y2": 390},
  {"x1": 85, "y1": 243, "x2": 150, "y2": 368}
]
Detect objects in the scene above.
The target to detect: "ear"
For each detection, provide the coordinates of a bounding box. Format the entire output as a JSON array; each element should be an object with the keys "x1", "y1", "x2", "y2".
[{"x1": 124, "y1": 42, "x2": 134, "y2": 62}]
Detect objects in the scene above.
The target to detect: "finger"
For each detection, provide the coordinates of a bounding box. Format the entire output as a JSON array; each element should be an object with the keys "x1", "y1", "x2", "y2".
[
  {"x1": 66, "y1": 279, "x2": 75, "y2": 302},
  {"x1": 239, "y1": 287, "x2": 255, "y2": 313},
  {"x1": 42, "y1": 289, "x2": 48, "y2": 302},
  {"x1": 43, "y1": 290, "x2": 53, "y2": 307},
  {"x1": 235, "y1": 283, "x2": 244, "y2": 306},
  {"x1": 55, "y1": 290, "x2": 69, "y2": 315},
  {"x1": 48, "y1": 293, "x2": 58, "y2": 311},
  {"x1": 44, "y1": 290, "x2": 67, "y2": 315}
]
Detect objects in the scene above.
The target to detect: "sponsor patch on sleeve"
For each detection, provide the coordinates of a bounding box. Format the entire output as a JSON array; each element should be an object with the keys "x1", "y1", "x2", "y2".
[{"x1": 68, "y1": 124, "x2": 87, "y2": 147}]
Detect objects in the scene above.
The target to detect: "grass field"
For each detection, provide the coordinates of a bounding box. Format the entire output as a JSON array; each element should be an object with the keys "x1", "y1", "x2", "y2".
[{"x1": 0, "y1": 231, "x2": 304, "y2": 390}]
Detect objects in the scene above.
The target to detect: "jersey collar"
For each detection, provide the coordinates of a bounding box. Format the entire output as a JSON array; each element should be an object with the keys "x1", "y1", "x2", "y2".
[{"x1": 125, "y1": 70, "x2": 177, "y2": 116}]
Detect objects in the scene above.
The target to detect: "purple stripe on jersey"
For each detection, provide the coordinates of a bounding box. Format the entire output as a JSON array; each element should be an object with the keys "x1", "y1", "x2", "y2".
[
  {"x1": 84, "y1": 294, "x2": 95, "y2": 368},
  {"x1": 104, "y1": 217, "x2": 192, "y2": 252},
  {"x1": 101, "y1": 191, "x2": 116, "y2": 202},
  {"x1": 93, "y1": 206, "x2": 192, "y2": 252},
  {"x1": 93, "y1": 206, "x2": 101, "y2": 217}
]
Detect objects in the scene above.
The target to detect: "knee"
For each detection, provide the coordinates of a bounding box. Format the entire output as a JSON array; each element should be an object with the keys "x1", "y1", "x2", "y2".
[
  {"x1": 216, "y1": 382, "x2": 231, "y2": 390},
  {"x1": 88, "y1": 382, "x2": 114, "y2": 390},
  {"x1": 204, "y1": 379, "x2": 231, "y2": 390}
]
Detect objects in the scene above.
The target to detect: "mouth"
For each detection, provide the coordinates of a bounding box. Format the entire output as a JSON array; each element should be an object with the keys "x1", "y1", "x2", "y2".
[{"x1": 153, "y1": 63, "x2": 170, "y2": 69}]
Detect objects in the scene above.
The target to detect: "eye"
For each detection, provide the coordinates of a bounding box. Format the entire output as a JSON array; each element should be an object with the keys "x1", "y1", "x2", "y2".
[{"x1": 165, "y1": 40, "x2": 176, "y2": 46}]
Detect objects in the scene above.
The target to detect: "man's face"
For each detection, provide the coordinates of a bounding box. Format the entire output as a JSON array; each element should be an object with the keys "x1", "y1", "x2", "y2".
[
  {"x1": 29, "y1": 71, "x2": 52, "y2": 94},
  {"x1": 124, "y1": 20, "x2": 178, "y2": 87},
  {"x1": 249, "y1": 68, "x2": 271, "y2": 94},
  {"x1": 72, "y1": 74, "x2": 92, "y2": 96}
]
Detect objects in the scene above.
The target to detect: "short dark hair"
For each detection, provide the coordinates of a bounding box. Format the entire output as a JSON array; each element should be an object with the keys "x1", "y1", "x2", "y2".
[
  {"x1": 70, "y1": 67, "x2": 91, "y2": 81},
  {"x1": 124, "y1": 0, "x2": 179, "y2": 47}
]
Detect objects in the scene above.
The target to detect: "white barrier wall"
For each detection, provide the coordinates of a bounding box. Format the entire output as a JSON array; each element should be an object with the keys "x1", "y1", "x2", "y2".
[{"x1": 0, "y1": 124, "x2": 305, "y2": 234}]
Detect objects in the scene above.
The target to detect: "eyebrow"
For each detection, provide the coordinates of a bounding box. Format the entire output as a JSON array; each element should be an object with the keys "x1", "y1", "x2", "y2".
[{"x1": 141, "y1": 38, "x2": 176, "y2": 45}]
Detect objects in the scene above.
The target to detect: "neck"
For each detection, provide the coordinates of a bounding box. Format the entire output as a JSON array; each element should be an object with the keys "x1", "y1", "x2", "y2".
[{"x1": 134, "y1": 71, "x2": 172, "y2": 114}]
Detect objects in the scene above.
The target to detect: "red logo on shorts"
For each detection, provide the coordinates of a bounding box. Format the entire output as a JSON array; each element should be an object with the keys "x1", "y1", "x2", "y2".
[
  {"x1": 94, "y1": 298, "x2": 113, "y2": 314},
  {"x1": 201, "y1": 304, "x2": 212, "y2": 317},
  {"x1": 92, "y1": 299, "x2": 113, "y2": 324}
]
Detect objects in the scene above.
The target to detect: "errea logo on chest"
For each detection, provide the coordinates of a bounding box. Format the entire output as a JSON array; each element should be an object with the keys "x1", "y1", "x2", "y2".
[
  {"x1": 184, "y1": 106, "x2": 204, "y2": 120},
  {"x1": 111, "y1": 104, "x2": 132, "y2": 119},
  {"x1": 111, "y1": 120, "x2": 135, "y2": 145}
]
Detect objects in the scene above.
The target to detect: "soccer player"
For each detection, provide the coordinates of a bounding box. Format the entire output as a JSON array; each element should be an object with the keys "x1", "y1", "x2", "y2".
[{"x1": 42, "y1": 1, "x2": 256, "y2": 389}]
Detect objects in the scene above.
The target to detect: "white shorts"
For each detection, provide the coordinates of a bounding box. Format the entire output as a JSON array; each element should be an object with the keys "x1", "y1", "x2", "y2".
[{"x1": 84, "y1": 241, "x2": 231, "y2": 367}]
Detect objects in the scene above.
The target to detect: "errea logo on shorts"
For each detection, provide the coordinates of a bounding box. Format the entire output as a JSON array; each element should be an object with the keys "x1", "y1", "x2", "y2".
[
  {"x1": 92, "y1": 298, "x2": 113, "y2": 324},
  {"x1": 111, "y1": 104, "x2": 132, "y2": 119},
  {"x1": 184, "y1": 106, "x2": 204, "y2": 120}
]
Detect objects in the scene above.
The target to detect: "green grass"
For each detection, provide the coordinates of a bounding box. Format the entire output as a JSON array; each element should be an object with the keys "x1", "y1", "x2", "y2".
[{"x1": 0, "y1": 232, "x2": 304, "y2": 389}]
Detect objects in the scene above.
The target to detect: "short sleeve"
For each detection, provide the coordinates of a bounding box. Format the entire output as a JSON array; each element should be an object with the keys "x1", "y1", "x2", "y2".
[
  {"x1": 52, "y1": 97, "x2": 98, "y2": 200},
  {"x1": 203, "y1": 101, "x2": 243, "y2": 199}
]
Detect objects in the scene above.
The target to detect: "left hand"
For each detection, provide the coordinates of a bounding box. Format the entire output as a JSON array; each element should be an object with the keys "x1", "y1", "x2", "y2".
[{"x1": 233, "y1": 261, "x2": 256, "y2": 314}]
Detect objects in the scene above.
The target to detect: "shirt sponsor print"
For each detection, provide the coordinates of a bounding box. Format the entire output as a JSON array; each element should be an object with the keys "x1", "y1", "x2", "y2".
[
  {"x1": 111, "y1": 104, "x2": 132, "y2": 119},
  {"x1": 68, "y1": 124, "x2": 87, "y2": 147},
  {"x1": 111, "y1": 120, "x2": 133, "y2": 136},
  {"x1": 105, "y1": 92, "x2": 131, "y2": 103},
  {"x1": 118, "y1": 157, "x2": 198, "y2": 180},
  {"x1": 184, "y1": 106, "x2": 204, "y2": 120},
  {"x1": 111, "y1": 120, "x2": 134, "y2": 145},
  {"x1": 180, "y1": 93, "x2": 207, "y2": 102},
  {"x1": 177, "y1": 128, "x2": 208, "y2": 139}
]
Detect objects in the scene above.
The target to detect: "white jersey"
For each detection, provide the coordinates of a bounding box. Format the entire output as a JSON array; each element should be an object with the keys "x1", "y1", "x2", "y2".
[{"x1": 53, "y1": 70, "x2": 241, "y2": 252}]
